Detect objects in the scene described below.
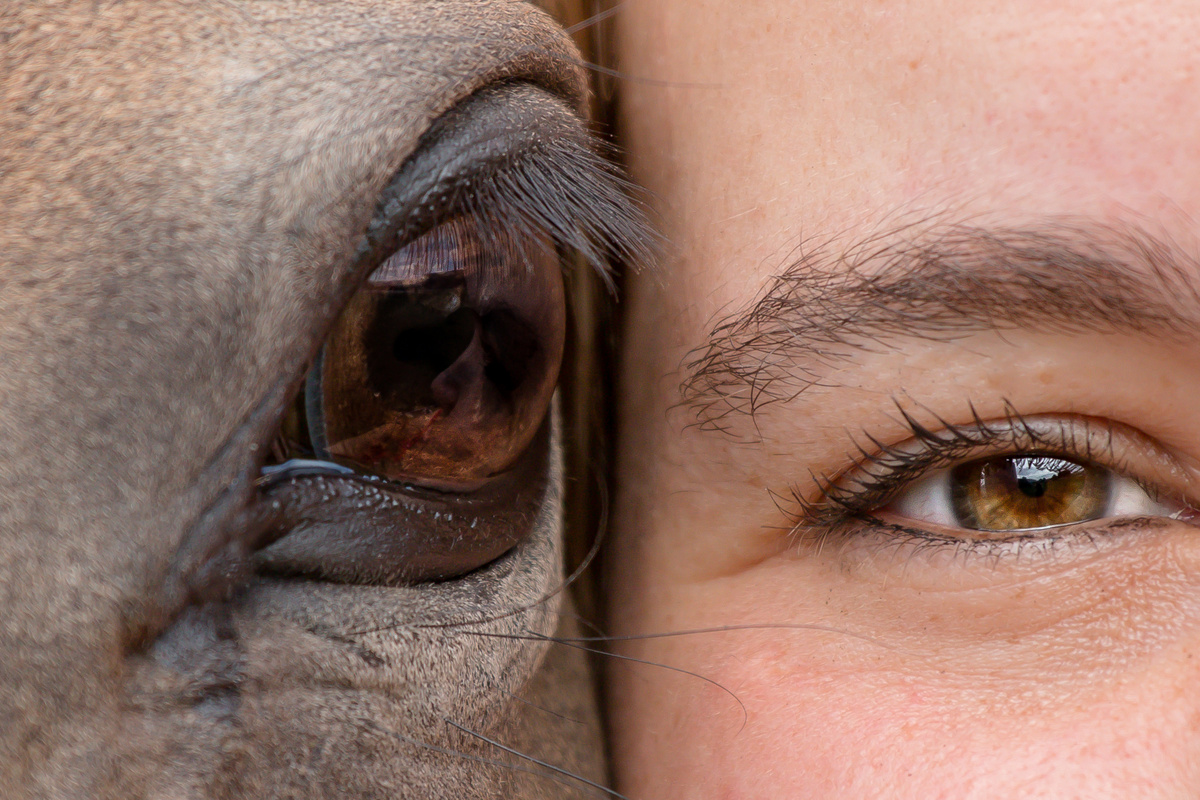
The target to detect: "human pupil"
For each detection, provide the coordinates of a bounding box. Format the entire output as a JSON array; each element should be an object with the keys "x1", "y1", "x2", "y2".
[
  {"x1": 1012, "y1": 457, "x2": 1078, "y2": 499},
  {"x1": 1016, "y1": 476, "x2": 1046, "y2": 498},
  {"x1": 949, "y1": 455, "x2": 1109, "y2": 531}
]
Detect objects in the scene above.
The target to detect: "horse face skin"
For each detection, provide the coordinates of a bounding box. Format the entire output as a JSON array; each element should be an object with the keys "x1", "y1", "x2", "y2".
[{"x1": 0, "y1": 2, "x2": 630, "y2": 797}]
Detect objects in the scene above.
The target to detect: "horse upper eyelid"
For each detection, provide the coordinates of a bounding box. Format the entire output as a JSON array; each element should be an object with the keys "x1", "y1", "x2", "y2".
[{"x1": 358, "y1": 83, "x2": 654, "y2": 285}]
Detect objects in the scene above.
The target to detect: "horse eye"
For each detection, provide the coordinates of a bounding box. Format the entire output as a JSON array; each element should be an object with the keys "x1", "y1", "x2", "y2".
[{"x1": 271, "y1": 216, "x2": 564, "y2": 486}]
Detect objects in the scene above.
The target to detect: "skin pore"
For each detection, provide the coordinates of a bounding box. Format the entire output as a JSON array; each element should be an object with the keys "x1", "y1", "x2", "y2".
[{"x1": 606, "y1": 1, "x2": 1200, "y2": 797}]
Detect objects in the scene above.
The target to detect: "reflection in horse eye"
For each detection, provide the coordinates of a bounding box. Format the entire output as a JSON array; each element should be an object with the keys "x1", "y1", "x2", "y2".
[{"x1": 269, "y1": 217, "x2": 565, "y2": 485}]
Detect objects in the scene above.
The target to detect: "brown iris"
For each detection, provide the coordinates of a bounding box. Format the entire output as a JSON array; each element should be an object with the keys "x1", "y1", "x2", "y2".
[
  {"x1": 949, "y1": 455, "x2": 1111, "y2": 531},
  {"x1": 271, "y1": 217, "x2": 565, "y2": 484}
]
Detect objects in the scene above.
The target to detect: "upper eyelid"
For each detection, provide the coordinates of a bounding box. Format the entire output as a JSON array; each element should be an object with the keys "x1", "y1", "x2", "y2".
[
  {"x1": 273, "y1": 82, "x2": 653, "y2": 392},
  {"x1": 355, "y1": 83, "x2": 652, "y2": 286},
  {"x1": 787, "y1": 410, "x2": 1192, "y2": 532}
]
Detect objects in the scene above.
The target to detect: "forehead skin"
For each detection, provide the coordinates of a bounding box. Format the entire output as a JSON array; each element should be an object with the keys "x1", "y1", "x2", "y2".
[{"x1": 609, "y1": 1, "x2": 1200, "y2": 798}]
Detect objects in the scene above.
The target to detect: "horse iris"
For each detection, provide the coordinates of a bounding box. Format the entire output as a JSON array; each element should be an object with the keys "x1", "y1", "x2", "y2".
[{"x1": 271, "y1": 217, "x2": 565, "y2": 485}]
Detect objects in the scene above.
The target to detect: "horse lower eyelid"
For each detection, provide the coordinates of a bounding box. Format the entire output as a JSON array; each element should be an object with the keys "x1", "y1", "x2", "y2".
[{"x1": 253, "y1": 423, "x2": 554, "y2": 585}]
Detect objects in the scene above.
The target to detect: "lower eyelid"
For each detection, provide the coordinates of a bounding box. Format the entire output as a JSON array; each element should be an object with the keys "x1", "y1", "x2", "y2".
[{"x1": 837, "y1": 513, "x2": 1168, "y2": 571}]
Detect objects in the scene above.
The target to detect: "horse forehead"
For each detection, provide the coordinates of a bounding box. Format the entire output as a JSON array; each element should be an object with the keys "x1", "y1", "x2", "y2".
[
  {"x1": 0, "y1": 0, "x2": 586, "y2": 495},
  {"x1": 1, "y1": 0, "x2": 585, "y2": 255}
]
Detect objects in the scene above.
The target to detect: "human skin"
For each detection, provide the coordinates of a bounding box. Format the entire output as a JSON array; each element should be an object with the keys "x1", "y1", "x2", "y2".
[{"x1": 607, "y1": 1, "x2": 1200, "y2": 797}]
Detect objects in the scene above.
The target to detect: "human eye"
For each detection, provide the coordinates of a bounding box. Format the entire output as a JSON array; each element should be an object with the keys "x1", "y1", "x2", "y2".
[{"x1": 789, "y1": 406, "x2": 1200, "y2": 563}]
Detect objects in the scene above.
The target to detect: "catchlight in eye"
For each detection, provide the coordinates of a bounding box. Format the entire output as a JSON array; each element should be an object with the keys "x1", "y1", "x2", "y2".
[
  {"x1": 948, "y1": 455, "x2": 1110, "y2": 531},
  {"x1": 270, "y1": 216, "x2": 565, "y2": 486}
]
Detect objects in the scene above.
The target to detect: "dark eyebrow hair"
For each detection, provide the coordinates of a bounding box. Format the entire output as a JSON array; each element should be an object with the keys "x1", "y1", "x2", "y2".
[{"x1": 680, "y1": 217, "x2": 1200, "y2": 435}]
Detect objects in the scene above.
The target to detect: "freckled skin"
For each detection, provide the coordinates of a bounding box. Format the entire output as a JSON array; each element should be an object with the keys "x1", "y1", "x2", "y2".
[{"x1": 608, "y1": 2, "x2": 1200, "y2": 798}]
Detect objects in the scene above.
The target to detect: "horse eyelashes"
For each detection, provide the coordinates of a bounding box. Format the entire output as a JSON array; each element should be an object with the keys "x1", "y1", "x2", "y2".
[{"x1": 269, "y1": 216, "x2": 565, "y2": 487}]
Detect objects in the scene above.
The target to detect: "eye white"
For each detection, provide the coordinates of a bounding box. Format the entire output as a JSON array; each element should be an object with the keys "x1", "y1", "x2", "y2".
[{"x1": 885, "y1": 463, "x2": 1180, "y2": 531}]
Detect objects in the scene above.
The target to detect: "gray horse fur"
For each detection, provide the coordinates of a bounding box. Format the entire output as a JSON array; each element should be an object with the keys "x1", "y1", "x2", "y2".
[{"x1": 0, "y1": 1, "x2": 626, "y2": 797}]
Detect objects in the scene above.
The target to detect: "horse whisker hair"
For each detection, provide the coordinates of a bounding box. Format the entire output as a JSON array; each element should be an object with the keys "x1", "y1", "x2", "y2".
[
  {"x1": 443, "y1": 718, "x2": 631, "y2": 800},
  {"x1": 361, "y1": 719, "x2": 596, "y2": 798},
  {"x1": 516, "y1": 621, "x2": 905, "y2": 652},
  {"x1": 564, "y1": 3, "x2": 627, "y2": 35},
  {"x1": 500, "y1": 687, "x2": 588, "y2": 726},
  {"x1": 462, "y1": 629, "x2": 749, "y2": 729}
]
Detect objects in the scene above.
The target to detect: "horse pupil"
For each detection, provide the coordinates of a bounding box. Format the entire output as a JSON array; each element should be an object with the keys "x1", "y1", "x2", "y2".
[
  {"x1": 372, "y1": 291, "x2": 476, "y2": 411},
  {"x1": 390, "y1": 312, "x2": 475, "y2": 376}
]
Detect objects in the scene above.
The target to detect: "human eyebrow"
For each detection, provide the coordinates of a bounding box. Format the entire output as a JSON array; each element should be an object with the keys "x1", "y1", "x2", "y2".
[{"x1": 681, "y1": 218, "x2": 1200, "y2": 433}]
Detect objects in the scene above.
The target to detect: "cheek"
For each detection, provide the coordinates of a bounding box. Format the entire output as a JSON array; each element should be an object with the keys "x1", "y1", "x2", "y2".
[
  {"x1": 658, "y1": 638, "x2": 1200, "y2": 799},
  {"x1": 610, "y1": 542, "x2": 1200, "y2": 799}
]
